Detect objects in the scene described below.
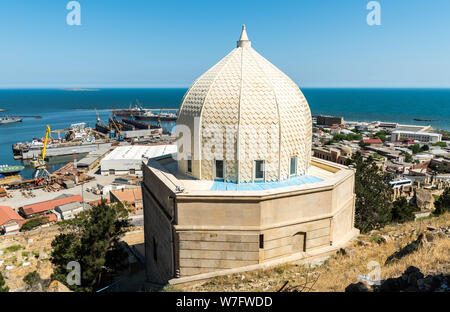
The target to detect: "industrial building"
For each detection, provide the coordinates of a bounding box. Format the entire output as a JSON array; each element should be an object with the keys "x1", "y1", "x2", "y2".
[
  {"x1": 54, "y1": 202, "x2": 85, "y2": 220},
  {"x1": 100, "y1": 144, "x2": 177, "y2": 176}
]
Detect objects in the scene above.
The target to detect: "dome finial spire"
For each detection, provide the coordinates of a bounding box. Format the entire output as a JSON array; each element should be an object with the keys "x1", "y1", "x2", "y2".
[{"x1": 237, "y1": 24, "x2": 251, "y2": 48}]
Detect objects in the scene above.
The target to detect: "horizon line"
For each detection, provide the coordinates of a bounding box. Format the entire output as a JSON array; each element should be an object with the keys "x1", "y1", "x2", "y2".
[{"x1": 1, "y1": 86, "x2": 450, "y2": 90}]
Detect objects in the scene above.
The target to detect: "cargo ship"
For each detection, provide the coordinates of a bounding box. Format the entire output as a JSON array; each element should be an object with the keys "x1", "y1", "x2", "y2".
[
  {"x1": 134, "y1": 111, "x2": 178, "y2": 121},
  {"x1": 12, "y1": 122, "x2": 117, "y2": 160}
]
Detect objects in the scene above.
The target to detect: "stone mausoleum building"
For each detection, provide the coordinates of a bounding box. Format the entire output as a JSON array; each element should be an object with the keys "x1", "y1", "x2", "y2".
[{"x1": 142, "y1": 26, "x2": 359, "y2": 285}]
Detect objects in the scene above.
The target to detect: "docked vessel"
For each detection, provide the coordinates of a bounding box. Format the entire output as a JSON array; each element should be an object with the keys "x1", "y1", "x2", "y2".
[
  {"x1": 0, "y1": 164, "x2": 25, "y2": 175},
  {"x1": 0, "y1": 116, "x2": 22, "y2": 125},
  {"x1": 135, "y1": 111, "x2": 178, "y2": 121},
  {"x1": 113, "y1": 101, "x2": 147, "y2": 117},
  {"x1": 12, "y1": 122, "x2": 117, "y2": 160}
]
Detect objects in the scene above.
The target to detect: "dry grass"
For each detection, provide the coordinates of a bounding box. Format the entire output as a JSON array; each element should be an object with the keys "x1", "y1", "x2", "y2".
[{"x1": 184, "y1": 213, "x2": 450, "y2": 292}]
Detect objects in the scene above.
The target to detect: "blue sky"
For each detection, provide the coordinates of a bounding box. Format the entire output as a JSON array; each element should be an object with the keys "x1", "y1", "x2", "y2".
[{"x1": 0, "y1": 0, "x2": 449, "y2": 88}]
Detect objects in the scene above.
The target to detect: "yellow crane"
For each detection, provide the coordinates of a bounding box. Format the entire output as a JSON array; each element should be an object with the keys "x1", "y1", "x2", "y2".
[{"x1": 31, "y1": 125, "x2": 52, "y2": 180}]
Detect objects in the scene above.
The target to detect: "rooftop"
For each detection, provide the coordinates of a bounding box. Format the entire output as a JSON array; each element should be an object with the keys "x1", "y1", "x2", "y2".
[
  {"x1": 363, "y1": 139, "x2": 383, "y2": 144},
  {"x1": 145, "y1": 155, "x2": 352, "y2": 197},
  {"x1": 0, "y1": 205, "x2": 23, "y2": 226},
  {"x1": 110, "y1": 187, "x2": 142, "y2": 204},
  {"x1": 55, "y1": 201, "x2": 83, "y2": 212},
  {"x1": 102, "y1": 144, "x2": 177, "y2": 161},
  {"x1": 21, "y1": 194, "x2": 82, "y2": 216},
  {"x1": 392, "y1": 130, "x2": 441, "y2": 137}
]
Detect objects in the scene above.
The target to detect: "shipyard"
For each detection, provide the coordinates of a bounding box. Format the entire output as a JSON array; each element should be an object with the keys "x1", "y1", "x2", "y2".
[{"x1": 1, "y1": 105, "x2": 178, "y2": 200}]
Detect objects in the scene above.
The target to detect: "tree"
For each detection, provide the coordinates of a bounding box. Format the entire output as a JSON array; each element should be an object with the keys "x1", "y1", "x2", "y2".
[
  {"x1": 401, "y1": 151, "x2": 413, "y2": 163},
  {"x1": 374, "y1": 131, "x2": 387, "y2": 142},
  {"x1": 391, "y1": 197, "x2": 415, "y2": 223},
  {"x1": 408, "y1": 144, "x2": 423, "y2": 154},
  {"x1": 50, "y1": 200, "x2": 131, "y2": 292},
  {"x1": 326, "y1": 133, "x2": 362, "y2": 145},
  {"x1": 434, "y1": 187, "x2": 450, "y2": 216},
  {"x1": 0, "y1": 271, "x2": 8, "y2": 292},
  {"x1": 348, "y1": 152, "x2": 393, "y2": 233},
  {"x1": 23, "y1": 271, "x2": 42, "y2": 290},
  {"x1": 20, "y1": 216, "x2": 49, "y2": 231}
]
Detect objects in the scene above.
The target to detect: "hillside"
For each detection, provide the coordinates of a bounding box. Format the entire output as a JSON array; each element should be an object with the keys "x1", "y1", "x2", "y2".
[{"x1": 178, "y1": 213, "x2": 449, "y2": 292}]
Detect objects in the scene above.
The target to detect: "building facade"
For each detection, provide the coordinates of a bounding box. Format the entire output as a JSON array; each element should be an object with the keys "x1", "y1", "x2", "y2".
[{"x1": 391, "y1": 131, "x2": 442, "y2": 143}]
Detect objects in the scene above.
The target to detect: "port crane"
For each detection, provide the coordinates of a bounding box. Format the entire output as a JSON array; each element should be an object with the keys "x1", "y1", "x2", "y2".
[
  {"x1": 30, "y1": 125, "x2": 52, "y2": 180},
  {"x1": 109, "y1": 116, "x2": 124, "y2": 141}
]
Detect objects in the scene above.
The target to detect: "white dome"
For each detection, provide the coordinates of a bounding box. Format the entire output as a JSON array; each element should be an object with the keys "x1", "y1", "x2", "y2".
[{"x1": 177, "y1": 26, "x2": 312, "y2": 183}]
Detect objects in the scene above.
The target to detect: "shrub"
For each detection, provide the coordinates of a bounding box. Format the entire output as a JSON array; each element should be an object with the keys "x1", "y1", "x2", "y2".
[
  {"x1": 0, "y1": 272, "x2": 8, "y2": 292},
  {"x1": 349, "y1": 152, "x2": 393, "y2": 233},
  {"x1": 391, "y1": 197, "x2": 415, "y2": 223},
  {"x1": 20, "y1": 216, "x2": 48, "y2": 232},
  {"x1": 23, "y1": 271, "x2": 42, "y2": 288},
  {"x1": 370, "y1": 234, "x2": 381, "y2": 243},
  {"x1": 432, "y1": 141, "x2": 447, "y2": 148},
  {"x1": 434, "y1": 187, "x2": 450, "y2": 216},
  {"x1": 2, "y1": 244, "x2": 24, "y2": 254}
]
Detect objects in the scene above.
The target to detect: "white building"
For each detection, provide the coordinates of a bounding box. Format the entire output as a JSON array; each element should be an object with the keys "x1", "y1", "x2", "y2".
[
  {"x1": 142, "y1": 26, "x2": 358, "y2": 284},
  {"x1": 54, "y1": 202, "x2": 84, "y2": 220},
  {"x1": 391, "y1": 130, "x2": 442, "y2": 143},
  {"x1": 100, "y1": 144, "x2": 177, "y2": 176}
]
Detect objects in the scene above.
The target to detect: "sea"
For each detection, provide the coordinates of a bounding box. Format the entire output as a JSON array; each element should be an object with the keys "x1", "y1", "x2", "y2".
[{"x1": 0, "y1": 88, "x2": 449, "y2": 179}]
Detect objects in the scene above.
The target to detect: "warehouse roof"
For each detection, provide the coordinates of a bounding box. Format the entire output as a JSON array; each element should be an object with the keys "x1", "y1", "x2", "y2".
[
  {"x1": 55, "y1": 202, "x2": 83, "y2": 212},
  {"x1": 21, "y1": 195, "x2": 83, "y2": 216},
  {"x1": 102, "y1": 144, "x2": 177, "y2": 161},
  {"x1": 0, "y1": 206, "x2": 24, "y2": 226}
]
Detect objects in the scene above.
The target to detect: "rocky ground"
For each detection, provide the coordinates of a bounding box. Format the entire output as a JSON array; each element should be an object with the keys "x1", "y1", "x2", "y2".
[
  {"x1": 0, "y1": 224, "x2": 144, "y2": 291},
  {"x1": 177, "y1": 213, "x2": 449, "y2": 292},
  {"x1": 0, "y1": 225, "x2": 58, "y2": 291}
]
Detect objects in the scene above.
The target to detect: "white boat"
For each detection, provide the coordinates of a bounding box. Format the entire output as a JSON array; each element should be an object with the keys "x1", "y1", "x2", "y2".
[{"x1": 0, "y1": 116, "x2": 22, "y2": 125}]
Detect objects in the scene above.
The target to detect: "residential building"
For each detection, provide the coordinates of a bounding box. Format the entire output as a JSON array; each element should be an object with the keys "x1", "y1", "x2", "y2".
[
  {"x1": 0, "y1": 206, "x2": 24, "y2": 234},
  {"x1": 110, "y1": 187, "x2": 143, "y2": 212},
  {"x1": 19, "y1": 194, "x2": 82, "y2": 218}
]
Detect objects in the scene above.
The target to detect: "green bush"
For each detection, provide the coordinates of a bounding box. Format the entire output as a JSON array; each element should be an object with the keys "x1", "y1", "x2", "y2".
[
  {"x1": 20, "y1": 216, "x2": 48, "y2": 232},
  {"x1": 0, "y1": 272, "x2": 8, "y2": 292},
  {"x1": 408, "y1": 144, "x2": 423, "y2": 154},
  {"x1": 349, "y1": 152, "x2": 393, "y2": 233},
  {"x1": 326, "y1": 133, "x2": 362, "y2": 145},
  {"x1": 391, "y1": 197, "x2": 415, "y2": 223},
  {"x1": 434, "y1": 188, "x2": 450, "y2": 216},
  {"x1": 2, "y1": 244, "x2": 24, "y2": 254},
  {"x1": 23, "y1": 271, "x2": 42, "y2": 288},
  {"x1": 433, "y1": 141, "x2": 447, "y2": 148}
]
